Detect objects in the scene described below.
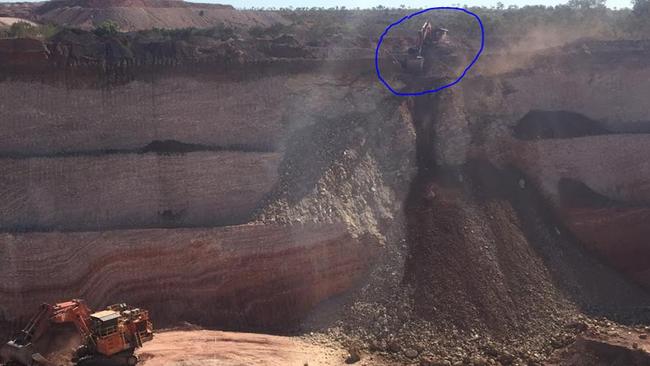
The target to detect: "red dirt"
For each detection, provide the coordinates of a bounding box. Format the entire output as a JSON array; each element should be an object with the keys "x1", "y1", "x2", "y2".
[{"x1": 136, "y1": 330, "x2": 389, "y2": 366}]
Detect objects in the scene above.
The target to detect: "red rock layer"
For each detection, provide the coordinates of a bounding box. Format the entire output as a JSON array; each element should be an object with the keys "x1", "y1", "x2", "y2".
[
  {"x1": 0, "y1": 223, "x2": 373, "y2": 331},
  {"x1": 562, "y1": 207, "x2": 650, "y2": 287},
  {"x1": 509, "y1": 135, "x2": 650, "y2": 288}
]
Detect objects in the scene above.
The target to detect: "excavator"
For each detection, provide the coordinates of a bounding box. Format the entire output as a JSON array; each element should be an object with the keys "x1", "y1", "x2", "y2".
[
  {"x1": 404, "y1": 21, "x2": 449, "y2": 73},
  {"x1": 0, "y1": 299, "x2": 153, "y2": 366}
]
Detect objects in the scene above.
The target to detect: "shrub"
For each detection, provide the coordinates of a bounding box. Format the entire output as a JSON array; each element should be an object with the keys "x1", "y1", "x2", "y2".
[
  {"x1": 8, "y1": 21, "x2": 39, "y2": 38},
  {"x1": 94, "y1": 20, "x2": 119, "y2": 37}
]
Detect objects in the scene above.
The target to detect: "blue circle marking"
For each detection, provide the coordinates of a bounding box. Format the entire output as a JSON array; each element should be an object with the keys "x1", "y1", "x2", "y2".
[{"x1": 374, "y1": 7, "x2": 485, "y2": 96}]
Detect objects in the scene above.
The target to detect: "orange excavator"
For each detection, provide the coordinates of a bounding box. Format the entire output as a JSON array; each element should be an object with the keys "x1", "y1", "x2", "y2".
[
  {"x1": 0, "y1": 299, "x2": 153, "y2": 366},
  {"x1": 405, "y1": 21, "x2": 449, "y2": 72}
]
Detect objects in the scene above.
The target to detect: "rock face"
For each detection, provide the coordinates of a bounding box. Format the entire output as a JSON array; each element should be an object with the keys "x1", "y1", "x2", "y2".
[
  {"x1": 462, "y1": 41, "x2": 650, "y2": 136},
  {"x1": 2, "y1": 23, "x2": 650, "y2": 364},
  {"x1": 513, "y1": 136, "x2": 650, "y2": 204},
  {"x1": 0, "y1": 223, "x2": 373, "y2": 331},
  {"x1": 510, "y1": 135, "x2": 650, "y2": 287},
  {"x1": 0, "y1": 38, "x2": 49, "y2": 66},
  {"x1": 0, "y1": 78, "x2": 289, "y2": 155},
  {"x1": 0, "y1": 38, "x2": 400, "y2": 337},
  {"x1": 454, "y1": 42, "x2": 650, "y2": 290},
  {"x1": 393, "y1": 38, "x2": 650, "y2": 359},
  {"x1": 0, "y1": 152, "x2": 281, "y2": 231}
]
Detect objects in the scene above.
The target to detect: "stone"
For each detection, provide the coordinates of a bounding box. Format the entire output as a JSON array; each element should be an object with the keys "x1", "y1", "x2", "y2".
[
  {"x1": 345, "y1": 352, "x2": 360, "y2": 364},
  {"x1": 404, "y1": 348, "x2": 419, "y2": 358}
]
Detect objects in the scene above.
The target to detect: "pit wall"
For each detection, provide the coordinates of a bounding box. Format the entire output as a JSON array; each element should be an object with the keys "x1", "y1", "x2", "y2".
[
  {"x1": 0, "y1": 223, "x2": 373, "y2": 331},
  {"x1": 394, "y1": 43, "x2": 650, "y2": 355},
  {"x1": 0, "y1": 152, "x2": 280, "y2": 231},
  {"x1": 458, "y1": 41, "x2": 650, "y2": 289},
  {"x1": 0, "y1": 60, "x2": 407, "y2": 332},
  {"x1": 0, "y1": 67, "x2": 387, "y2": 232},
  {"x1": 0, "y1": 78, "x2": 287, "y2": 155},
  {"x1": 463, "y1": 41, "x2": 650, "y2": 135}
]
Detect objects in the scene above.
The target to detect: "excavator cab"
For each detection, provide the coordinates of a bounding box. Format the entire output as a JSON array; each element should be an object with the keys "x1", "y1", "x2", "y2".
[
  {"x1": 433, "y1": 27, "x2": 449, "y2": 43},
  {"x1": 91, "y1": 310, "x2": 124, "y2": 356}
]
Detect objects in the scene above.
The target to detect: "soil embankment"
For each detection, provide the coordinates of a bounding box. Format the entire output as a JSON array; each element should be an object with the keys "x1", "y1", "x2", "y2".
[{"x1": 0, "y1": 0, "x2": 285, "y2": 31}]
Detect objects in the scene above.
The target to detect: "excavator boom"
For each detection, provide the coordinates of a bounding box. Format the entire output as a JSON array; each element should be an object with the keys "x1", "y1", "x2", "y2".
[
  {"x1": 1, "y1": 300, "x2": 153, "y2": 366},
  {"x1": 0, "y1": 300, "x2": 93, "y2": 366}
]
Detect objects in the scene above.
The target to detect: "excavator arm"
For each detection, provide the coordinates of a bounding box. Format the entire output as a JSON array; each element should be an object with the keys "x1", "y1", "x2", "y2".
[
  {"x1": 415, "y1": 21, "x2": 433, "y2": 56},
  {"x1": 0, "y1": 300, "x2": 93, "y2": 366}
]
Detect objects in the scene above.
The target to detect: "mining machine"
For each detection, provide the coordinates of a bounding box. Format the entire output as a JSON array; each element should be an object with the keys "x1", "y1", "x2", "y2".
[
  {"x1": 0, "y1": 299, "x2": 153, "y2": 366},
  {"x1": 405, "y1": 21, "x2": 449, "y2": 72}
]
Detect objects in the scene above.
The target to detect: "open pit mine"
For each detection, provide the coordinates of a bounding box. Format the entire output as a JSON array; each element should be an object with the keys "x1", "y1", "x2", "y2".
[{"x1": 0, "y1": 1, "x2": 649, "y2": 365}]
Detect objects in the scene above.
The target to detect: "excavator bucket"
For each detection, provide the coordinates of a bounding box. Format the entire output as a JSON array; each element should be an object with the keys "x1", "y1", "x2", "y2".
[
  {"x1": 406, "y1": 57, "x2": 424, "y2": 73},
  {"x1": 0, "y1": 341, "x2": 52, "y2": 366}
]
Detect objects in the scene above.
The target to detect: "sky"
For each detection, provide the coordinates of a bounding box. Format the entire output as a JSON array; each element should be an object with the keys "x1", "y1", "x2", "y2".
[{"x1": 0, "y1": 0, "x2": 634, "y2": 10}]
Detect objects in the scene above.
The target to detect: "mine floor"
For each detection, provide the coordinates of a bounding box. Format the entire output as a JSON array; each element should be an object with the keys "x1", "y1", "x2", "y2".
[{"x1": 135, "y1": 330, "x2": 388, "y2": 366}]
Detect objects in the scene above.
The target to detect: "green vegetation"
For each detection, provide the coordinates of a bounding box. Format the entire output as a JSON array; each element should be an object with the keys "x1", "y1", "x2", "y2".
[
  {"x1": 93, "y1": 20, "x2": 119, "y2": 37},
  {"x1": 7, "y1": 21, "x2": 37, "y2": 38},
  {"x1": 0, "y1": 21, "x2": 63, "y2": 39},
  {"x1": 248, "y1": 22, "x2": 295, "y2": 38},
  {"x1": 273, "y1": 0, "x2": 647, "y2": 46},
  {"x1": 2, "y1": 0, "x2": 648, "y2": 46},
  {"x1": 137, "y1": 23, "x2": 236, "y2": 41}
]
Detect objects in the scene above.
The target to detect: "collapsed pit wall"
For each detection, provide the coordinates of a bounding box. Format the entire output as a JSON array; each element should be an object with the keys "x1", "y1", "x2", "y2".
[
  {"x1": 507, "y1": 135, "x2": 650, "y2": 288},
  {"x1": 382, "y1": 42, "x2": 650, "y2": 360},
  {"x1": 398, "y1": 88, "x2": 581, "y2": 353},
  {"x1": 457, "y1": 41, "x2": 650, "y2": 291},
  {"x1": 2, "y1": 37, "x2": 650, "y2": 361},
  {"x1": 0, "y1": 56, "x2": 413, "y2": 335}
]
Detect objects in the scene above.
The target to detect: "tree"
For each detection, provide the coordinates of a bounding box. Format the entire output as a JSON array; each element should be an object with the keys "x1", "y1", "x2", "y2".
[
  {"x1": 94, "y1": 20, "x2": 119, "y2": 37},
  {"x1": 631, "y1": 0, "x2": 650, "y2": 36},
  {"x1": 8, "y1": 21, "x2": 38, "y2": 38},
  {"x1": 566, "y1": 0, "x2": 607, "y2": 9},
  {"x1": 633, "y1": 0, "x2": 650, "y2": 16}
]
